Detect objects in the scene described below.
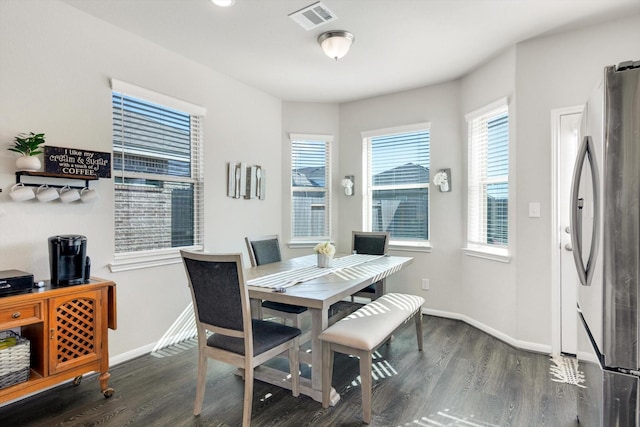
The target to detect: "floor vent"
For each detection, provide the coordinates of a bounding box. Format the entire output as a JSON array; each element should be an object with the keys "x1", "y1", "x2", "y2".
[{"x1": 289, "y1": 1, "x2": 338, "y2": 31}]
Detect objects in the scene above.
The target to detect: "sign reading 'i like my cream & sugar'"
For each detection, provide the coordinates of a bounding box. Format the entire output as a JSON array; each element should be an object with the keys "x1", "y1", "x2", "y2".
[{"x1": 44, "y1": 146, "x2": 111, "y2": 178}]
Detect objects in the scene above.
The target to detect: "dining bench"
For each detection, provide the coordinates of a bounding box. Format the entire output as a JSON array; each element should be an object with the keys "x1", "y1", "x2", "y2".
[{"x1": 318, "y1": 292, "x2": 425, "y2": 423}]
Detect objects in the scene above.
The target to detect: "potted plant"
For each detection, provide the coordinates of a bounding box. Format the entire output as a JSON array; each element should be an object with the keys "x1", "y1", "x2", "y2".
[
  {"x1": 8, "y1": 132, "x2": 45, "y2": 171},
  {"x1": 314, "y1": 241, "x2": 336, "y2": 268}
]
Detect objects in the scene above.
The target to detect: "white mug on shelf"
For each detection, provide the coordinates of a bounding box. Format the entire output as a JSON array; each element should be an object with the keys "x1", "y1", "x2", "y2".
[
  {"x1": 80, "y1": 187, "x2": 99, "y2": 203},
  {"x1": 59, "y1": 185, "x2": 81, "y2": 203},
  {"x1": 9, "y1": 183, "x2": 35, "y2": 202},
  {"x1": 36, "y1": 184, "x2": 59, "y2": 202}
]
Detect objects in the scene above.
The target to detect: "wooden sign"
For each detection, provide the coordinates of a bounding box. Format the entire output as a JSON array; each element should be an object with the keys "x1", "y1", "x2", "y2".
[{"x1": 44, "y1": 146, "x2": 111, "y2": 178}]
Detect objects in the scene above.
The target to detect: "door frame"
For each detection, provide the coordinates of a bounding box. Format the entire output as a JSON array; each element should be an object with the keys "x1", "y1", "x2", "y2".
[{"x1": 550, "y1": 105, "x2": 584, "y2": 356}]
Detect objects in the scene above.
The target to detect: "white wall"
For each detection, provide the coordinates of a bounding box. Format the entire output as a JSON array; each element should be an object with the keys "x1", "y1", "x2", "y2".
[
  {"x1": 280, "y1": 102, "x2": 340, "y2": 259},
  {"x1": 458, "y1": 48, "x2": 519, "y2": 344},
  {"x1": 337, "y1": 82, "x2": 464, "y2": 314},
  {"x1": 513, "y1": 14, "x2": 640, "y2": 347},
  {"x1": 306, "y1": 13, "x2": 640, "y2": 353},
  {"x1": 0, "y1": 0, "x2": 283, "y2": 360},
  {"x1": 2, "y1": 0, "x2": 640, "y2": 370}
]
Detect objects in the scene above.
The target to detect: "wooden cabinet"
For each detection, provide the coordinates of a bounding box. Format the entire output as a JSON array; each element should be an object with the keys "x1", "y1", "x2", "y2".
[{"x1": 0, "y1": 279, "x2": 116, "y2": 404}]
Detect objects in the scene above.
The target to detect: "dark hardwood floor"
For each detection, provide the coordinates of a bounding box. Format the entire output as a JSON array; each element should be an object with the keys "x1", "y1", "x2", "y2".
[{"x1": 0, "y1": 316, "x2": 578, "y2": 426}]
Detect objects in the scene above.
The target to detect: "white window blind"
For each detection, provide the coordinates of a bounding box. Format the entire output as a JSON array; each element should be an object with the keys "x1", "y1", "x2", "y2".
[
  {"x1": 467, "y1": 101, "x2": 509, "y2": 250},
  {"x1": 112, "y1": 83, "x2": 204, "y2": 256},
  {"x1": 290, "y1": 135, "x2": 331, "y2": 241},
  {"x1": 364, "y1": 125, "x2": 430, "y2": 242}
]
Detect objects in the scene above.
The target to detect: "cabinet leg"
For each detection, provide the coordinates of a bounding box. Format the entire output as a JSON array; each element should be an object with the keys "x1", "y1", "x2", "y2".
[{"x1": 99, "y1": 371, "x2": 114, "y2": 398}]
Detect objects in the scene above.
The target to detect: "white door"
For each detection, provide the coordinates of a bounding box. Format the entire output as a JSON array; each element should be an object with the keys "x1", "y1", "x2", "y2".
[{"x1": 558, "y1": 110, "x2": 582, "y2": 355}]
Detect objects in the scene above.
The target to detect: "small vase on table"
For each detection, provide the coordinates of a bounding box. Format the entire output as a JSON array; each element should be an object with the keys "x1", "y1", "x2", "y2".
[
  {"x1": 317, "y1": 253, "x2": 333, "y2": 268},
  {"x1": 314, "y1": 241, "x2": 336, "y2": 268}
]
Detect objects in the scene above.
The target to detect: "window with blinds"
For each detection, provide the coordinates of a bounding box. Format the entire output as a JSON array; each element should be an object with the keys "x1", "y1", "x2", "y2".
[
  {"x1": 364, "y1": 125, "x2": 430, "y2": 242},
  {"x1": 290, "y1": 135, "x2": 331, "y2": 241},
  {"x1": 467, "y1": 101, "x2": 509, "y2": 250},
  {"x1": 112, "y1": 84, "x2": 204, "y2": 255}
]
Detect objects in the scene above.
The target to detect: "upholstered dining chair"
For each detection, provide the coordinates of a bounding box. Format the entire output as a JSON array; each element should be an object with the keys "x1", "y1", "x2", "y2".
[
  {"x1": 245, "y1": 235, "x2": 309, "y2": 329},
  {"x1": 351, "y1": 231, "x2": 390, "y2": 302},
  {"x1": 180, "y1": 251, "x2": 301, "y2": 427}
]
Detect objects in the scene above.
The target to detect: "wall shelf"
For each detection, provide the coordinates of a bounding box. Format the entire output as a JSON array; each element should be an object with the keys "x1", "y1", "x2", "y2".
[{"x1": 15, "y1": 171, "x2": 98, "y2": 189}]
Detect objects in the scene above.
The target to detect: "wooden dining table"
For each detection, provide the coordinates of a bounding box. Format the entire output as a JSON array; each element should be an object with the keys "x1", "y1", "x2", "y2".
[{"x1": 244, "y1": 253, "x2": 413, "y2": 405}]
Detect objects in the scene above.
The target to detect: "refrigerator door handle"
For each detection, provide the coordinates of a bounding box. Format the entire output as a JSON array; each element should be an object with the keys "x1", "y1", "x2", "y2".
[{"x1": 570, "y1": 135, "x2": 601, "y2": 287}]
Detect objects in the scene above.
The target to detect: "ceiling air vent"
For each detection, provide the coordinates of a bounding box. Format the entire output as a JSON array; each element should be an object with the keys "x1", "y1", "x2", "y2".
[{"x1": 289, "y1": 1, "x2": 337, "y2": 31}]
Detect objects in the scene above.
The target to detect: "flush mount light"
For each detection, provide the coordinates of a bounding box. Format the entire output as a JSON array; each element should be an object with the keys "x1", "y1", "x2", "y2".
[
  {"x1": 211, "y1": 0, "x2": 235, "y2": 7},
  {"x1": 318, "y1": 30, "x2": 354, "y2": 60}
]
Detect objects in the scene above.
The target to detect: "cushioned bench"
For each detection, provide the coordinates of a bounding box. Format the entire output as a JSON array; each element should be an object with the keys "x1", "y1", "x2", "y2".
[{"x1": 318, "y1": 293, "x2": 425, "y2": 423}]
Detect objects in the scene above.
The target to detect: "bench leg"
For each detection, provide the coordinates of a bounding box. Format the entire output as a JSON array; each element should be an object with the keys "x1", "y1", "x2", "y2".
[
  {"x1": 359, "y1": 350, "x2": 373, "y2": 424},
  {"x1": 321, "y1": 342, "x2": 334, "y2": 408},
  {"x1": 415, "y1": 311, "x2": 423, "y2": 351}
]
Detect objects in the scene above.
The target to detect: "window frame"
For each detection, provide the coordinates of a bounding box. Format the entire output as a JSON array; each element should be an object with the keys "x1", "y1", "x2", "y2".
[
  {"x1": 288, "y1": 133, "x2": 333, "y2": 247},
  {"x1": 109, "y1": 79, "x2": 206, "y2": 272},
  {"x1": 361, "y1": 122, "x2": 432, "y2": 251},
  {"x1": 464, "y1": 97, "x2": 511, "y2": 262}
]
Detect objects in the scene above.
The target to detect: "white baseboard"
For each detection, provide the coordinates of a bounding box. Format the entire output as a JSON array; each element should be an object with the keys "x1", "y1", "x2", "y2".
[
  {"x1": 109, "y1": 342, "x2": 157, "y2": 367},
  {"x1": 422, "y1": 308, "x2": 552, "y2": 355},
  {"x1": 109, "y1": 308, "x2": 553, "y2": 371}
]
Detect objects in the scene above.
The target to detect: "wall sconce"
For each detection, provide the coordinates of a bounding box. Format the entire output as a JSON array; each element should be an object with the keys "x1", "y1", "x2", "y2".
[
  {"x1": 341, "y1": 175, "x2": 354, "y2": 196},
  {"x1": 433, "y1": 169, "x2": 451, "y2": 192}
]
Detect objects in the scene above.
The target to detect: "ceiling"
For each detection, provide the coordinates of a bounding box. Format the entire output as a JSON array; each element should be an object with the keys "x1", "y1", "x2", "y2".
[{"x1": 61, "y1": 0, "x2": 640, "y2": 103}]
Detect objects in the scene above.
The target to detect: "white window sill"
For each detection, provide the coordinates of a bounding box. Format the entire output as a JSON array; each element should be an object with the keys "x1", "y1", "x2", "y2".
[
  {"x1": 109, "y1": 245, "x2": 203, "y2": 272},
  {"x1": 389, "y1": 241, "x2": 432, "y2": 253},
  {"x1": 463, "y1": 246, "x2": 511, "y2": 263},
  {"x1": 287, "y1": 240, "x2": 334, "y2": 249}
]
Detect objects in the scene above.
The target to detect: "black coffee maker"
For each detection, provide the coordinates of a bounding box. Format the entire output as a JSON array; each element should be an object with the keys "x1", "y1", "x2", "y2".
[{"x1": 49, "y1": 235, "x2": 91, "y2": 286}]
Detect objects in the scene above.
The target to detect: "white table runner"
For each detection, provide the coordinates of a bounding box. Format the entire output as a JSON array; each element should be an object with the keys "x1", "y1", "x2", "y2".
[{"x1": 246, "y1": 254, "x2": 384, "y2": 289}]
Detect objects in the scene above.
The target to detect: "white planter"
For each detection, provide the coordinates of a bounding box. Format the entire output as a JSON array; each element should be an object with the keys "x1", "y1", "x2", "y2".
[
  {"x1": 16, "y1": 156, "x2": 41, "y2": 171},
  {"x1": 317, "y1": 253, "x2": 333, "y2": 268}
]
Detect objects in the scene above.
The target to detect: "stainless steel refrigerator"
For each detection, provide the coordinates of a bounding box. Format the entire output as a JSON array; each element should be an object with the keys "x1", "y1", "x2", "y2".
[{"x1": 571, "y1": 60, "x2": 640, "y2": 426}]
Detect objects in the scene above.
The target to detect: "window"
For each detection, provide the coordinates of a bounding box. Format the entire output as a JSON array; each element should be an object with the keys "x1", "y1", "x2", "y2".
[
  {"x1": 362, "y1": 124, "x2": 431, "y2": 244},
  {"x1": 466, "y1": 99, "x2": 509, "y2": 257},
  {"x1": 111, "y1": 80, "x2": 205, "y2": 268},
  {"x1": 290, "y1": 134, "x2": 332, "y2": 242}
]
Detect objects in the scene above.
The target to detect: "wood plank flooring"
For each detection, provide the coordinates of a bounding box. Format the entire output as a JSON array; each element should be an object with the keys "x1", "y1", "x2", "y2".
[{"x1": 0, "y1": 316, "x2": 578, "y2": 426}]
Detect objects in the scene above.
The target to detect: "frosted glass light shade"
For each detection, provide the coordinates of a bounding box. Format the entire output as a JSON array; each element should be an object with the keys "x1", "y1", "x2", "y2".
[
  {"x1": 211, "y1": 0, "x2": 235, "y2": 7},
  {"x1": 318, "y1": 31, "x2": 354, "y2": 60}
]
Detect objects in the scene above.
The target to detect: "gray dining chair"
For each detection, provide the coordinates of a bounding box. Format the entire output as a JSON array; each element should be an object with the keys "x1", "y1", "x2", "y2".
[
  {"x1": 245, "y1": 235, "x2": 309, "y2": 329},
  {"x1": 351, "y1": 231, "x2": 390, "y2": 302},
  {"x1": 180, "y1": 250, "x2": 301, "y2": 427}
]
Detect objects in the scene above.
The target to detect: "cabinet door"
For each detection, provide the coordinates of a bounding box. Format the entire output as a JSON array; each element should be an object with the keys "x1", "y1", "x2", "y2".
[{"x1": 48, "y1": 289, "x2": 103, "y2": 375}]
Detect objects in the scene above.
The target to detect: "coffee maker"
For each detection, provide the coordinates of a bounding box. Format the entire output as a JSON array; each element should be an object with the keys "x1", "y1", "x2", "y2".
[{"x1": 49, "y1": 235, "x2": 90, "y2": 286}]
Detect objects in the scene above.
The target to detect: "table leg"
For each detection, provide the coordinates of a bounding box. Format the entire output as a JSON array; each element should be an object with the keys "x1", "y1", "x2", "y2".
[
  {"x1": 241, "y1": 306, "x2": 339, "y2": 405},
  {"x1": 310, "y1": 307, "x2": 328, "y2": 391},
  {"x1": 250, "y1": 298, "x2": 262, "y2": 319}
]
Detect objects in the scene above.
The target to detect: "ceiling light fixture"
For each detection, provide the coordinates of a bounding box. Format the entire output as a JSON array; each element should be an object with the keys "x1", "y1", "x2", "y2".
[
  {"x1": 318, "y1": 30, "x2": 354, "y2": 60},
  {"x1": 211, "y1": 0, "x2": 235, "y2": 7}
]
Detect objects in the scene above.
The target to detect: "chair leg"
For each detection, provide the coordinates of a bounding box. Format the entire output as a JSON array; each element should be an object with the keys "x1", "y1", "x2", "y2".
[
  {"x1": 193, "y1": 352, "x2": 208, "y2": 416},
  {"x1": 415, "y1": 311, "x2": 423, "y2": 351},
  {"x1": 242, "y1": 366, "x2": 254, "y2": 427},
  {"x1": 288, "y1": 338, "x2": 300, "y2": 397},
  {"x1": 359, "y1": 350, "x2": 373, "y2": 424},
  {"x1": 321, "y1": 342, "x2": 334, "y2": 408}
]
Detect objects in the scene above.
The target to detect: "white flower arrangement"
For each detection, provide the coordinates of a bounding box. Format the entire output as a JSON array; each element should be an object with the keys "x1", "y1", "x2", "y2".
[
  {"x1": 432, "y1": 170, "x2": 448, "y2": 186},
  {"x1": 314, "y1": 241, "x2": 336, "y2": 257}
]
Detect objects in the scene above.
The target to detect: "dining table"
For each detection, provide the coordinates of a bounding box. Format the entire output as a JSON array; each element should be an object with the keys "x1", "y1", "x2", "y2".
[{"x1": 244, "y1": 252, "x2": 413, "y2": 405}]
